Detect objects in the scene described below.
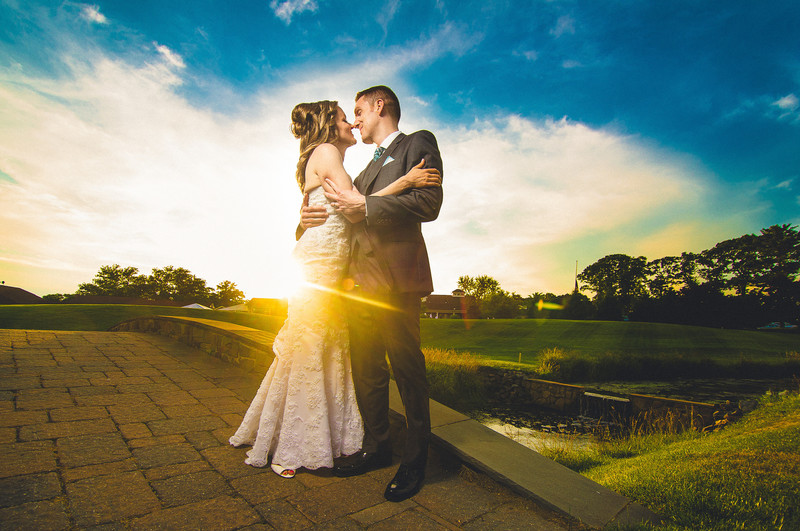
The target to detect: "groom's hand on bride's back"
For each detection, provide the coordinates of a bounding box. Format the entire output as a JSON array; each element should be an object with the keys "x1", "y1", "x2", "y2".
[{"x1": 300, "y1": 192, "x2": 328, "y2": 229}]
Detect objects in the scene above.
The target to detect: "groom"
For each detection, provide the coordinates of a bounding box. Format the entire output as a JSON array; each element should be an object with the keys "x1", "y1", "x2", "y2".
[{"x1": 302, "y1": 85, "x2": 443, "y2": 502}]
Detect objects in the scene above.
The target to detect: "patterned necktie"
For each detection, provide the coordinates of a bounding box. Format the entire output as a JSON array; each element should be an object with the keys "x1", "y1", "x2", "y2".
[{"x1": 373, "y1": 146, "x2": 386, "y2": 162}]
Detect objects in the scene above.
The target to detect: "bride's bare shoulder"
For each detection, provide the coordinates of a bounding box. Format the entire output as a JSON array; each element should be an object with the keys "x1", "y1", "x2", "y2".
[{"x1": 309, "y1": 143, "x2": 342, "y2": 162}]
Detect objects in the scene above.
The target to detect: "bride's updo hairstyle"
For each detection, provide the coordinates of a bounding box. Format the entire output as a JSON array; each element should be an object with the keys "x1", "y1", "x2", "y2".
[{"x1": 291, "y1": 100, "x2": 340, "y2": 191}]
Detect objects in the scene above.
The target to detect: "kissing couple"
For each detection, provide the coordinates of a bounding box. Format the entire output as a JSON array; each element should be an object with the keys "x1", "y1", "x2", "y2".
[{"x1": 230, "y1": 85, "x2": 444, "y2": 502}]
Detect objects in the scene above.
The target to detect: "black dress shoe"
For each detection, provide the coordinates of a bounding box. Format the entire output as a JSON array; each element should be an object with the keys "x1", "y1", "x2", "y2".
[
  {"x1": 333, "y1": 447, "x2": 392, "y2": 478},
  {"x1": 384, "y1": 464, "x2": 425, "y2": 502}
]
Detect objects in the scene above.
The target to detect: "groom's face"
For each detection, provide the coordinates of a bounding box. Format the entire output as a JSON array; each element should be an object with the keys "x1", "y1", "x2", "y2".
[{"x1": 353, "y1": 96, "x2": 380, "y2": 145}]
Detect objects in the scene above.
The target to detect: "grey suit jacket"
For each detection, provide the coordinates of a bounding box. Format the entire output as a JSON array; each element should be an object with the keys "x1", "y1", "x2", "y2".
[{"x1": 350, "y1": 130, "x2": 443, "y2": 295}]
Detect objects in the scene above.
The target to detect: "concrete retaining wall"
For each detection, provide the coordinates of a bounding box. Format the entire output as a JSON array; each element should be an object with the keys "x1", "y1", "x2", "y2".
[{"x1": 110, "y1": 316, "x2": 276, "y2": 372}]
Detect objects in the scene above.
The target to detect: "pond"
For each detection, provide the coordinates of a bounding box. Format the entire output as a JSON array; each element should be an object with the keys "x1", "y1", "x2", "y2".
[{"x1": 474, "y1": 377, "x2": 798, "y2": 453}]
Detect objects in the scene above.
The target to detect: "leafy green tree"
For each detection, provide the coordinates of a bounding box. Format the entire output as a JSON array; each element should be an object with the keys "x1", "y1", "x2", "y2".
[
  {"x1": 146, "y1": 266, "x2": 211, "y2": 303},
  {"x1": 578, "y1": 254, "x2": 647, "y2": 319},
  {"x1": 77, "y1": 264, "x2": 147, "y2": 297},
  {"x1": 751, "y1": 224, "x2": 800, "y2": 324},
  {"x1": 481, "y1": 290, "x2": 524, "y2": 318},
  {"x1": 212, "y1": 281, "x2": 246, "y2": 307},
  {"x1": 457, "y1": 275, "x2": 502, "y2": 301}
]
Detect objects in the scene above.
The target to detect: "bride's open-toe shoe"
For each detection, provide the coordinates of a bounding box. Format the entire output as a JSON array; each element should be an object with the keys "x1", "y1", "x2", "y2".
[{"x1": 270, "y1": 463, "x2": 295, "y2": 479}]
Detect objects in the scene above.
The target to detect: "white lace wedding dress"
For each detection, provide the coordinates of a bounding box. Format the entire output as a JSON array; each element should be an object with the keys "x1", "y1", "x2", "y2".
[{"x1": 229, "y1": 187, "x2": 363, "y2": 470}]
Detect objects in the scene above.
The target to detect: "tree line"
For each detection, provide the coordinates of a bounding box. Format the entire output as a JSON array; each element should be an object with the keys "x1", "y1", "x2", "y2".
[
  {"x1": 44, "y1": 264, "x2": 246, "y2": 308},
  {"x1": 456, "y1": 224, "x2": 799, "y2": 328}
]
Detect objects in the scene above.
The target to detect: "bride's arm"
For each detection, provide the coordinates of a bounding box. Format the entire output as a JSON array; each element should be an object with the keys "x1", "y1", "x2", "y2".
[{"x1": 370, "y1": 159, "x2": 441, "y2": 197}]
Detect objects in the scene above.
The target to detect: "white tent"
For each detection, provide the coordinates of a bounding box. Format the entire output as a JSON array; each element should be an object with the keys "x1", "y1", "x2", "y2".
[
  {"x1": 182, "y1": 303, "x2": 211, "y2": 310},
  {"x1": 219, "y1": 304, "x2": 248, "y2": 312}
]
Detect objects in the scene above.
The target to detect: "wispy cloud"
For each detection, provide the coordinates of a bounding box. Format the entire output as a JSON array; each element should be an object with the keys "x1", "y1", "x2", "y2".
[
  {"x1": 80, "y1": 4, "x2": 108, "y2": 25},
  {"x1": 550, "y1": 15, "x2": 575, "y2": 38},
  {"x1": 772, "y1": 93, "x2": 799, "y2": 122},
  {"x1": 155, "y1": 43, "x2": 186, "y2": 69},
  {"x1": 270, "y1": 0, "x2": 318, "y2": 25}
]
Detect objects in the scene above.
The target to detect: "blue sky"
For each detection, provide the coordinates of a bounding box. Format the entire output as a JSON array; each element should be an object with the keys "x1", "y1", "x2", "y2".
[{"x1": 1, "y1": 0, "x2": 799, "y2": 299}]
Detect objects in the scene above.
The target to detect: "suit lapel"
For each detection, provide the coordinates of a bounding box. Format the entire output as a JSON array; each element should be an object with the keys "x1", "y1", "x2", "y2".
[{"x1": 360, "y1": 133, "x2": 406, "y2": 194}]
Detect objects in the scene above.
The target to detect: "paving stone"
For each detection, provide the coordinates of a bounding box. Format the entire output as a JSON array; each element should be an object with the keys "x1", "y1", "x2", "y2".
[
  {"x1": 350, "y1": 499, "x2": 416, "y2": 526},
  {"x1": 184, "y1": 430, "x2": 223, "y2": 450},
  {"x1": 41, "y1": 378, "x2": 90, "y2": 388},
  {"x1": 462, "y1": 501, "x2": 571, "y2": 530},
  {"x1": 122, "y1": 368, "x2": 162, "y2": 377},
  {"x1": 288, "y1": 475, "x2": 385, "y2": 524},
  {"x1": 89, "y1": 376, "x2": 154, "y2": 388},
  {"x1": 115, "y1": 382, "x2": 182, "y2": 395},
  {"x1": 74, "y1": 392, "x2": 152, "y2": 406},
  {"x1": 118, "y1": 422, "x2": 152, "y2": 440},
  {"x1": 370, "y1": 507, "x2": 450, "y2": 530},
  {"x1": 412, "y1": 472, "x2": 504, "y2": 526},
  {"x1": 0, "y1": 440, "x2": 57, "y2": 478},
  {"x1": 161, "y1": 403, "x2": 214, "y2": 418},
  {"x1": 19, "y1": 418, "x2": 117, "y2": 441},
  {"x1": 312, "y1": 516, "x2": 364, "y2": 531},
  {"x1": 0, "y1": 498, "x2": 70, "y2": 530},
  {"x1": 198, "y1": 395, "x2": 248, "y2": 415},
  {"x1": 0, "y1": 410, "x2": 48, "y2": 427},
  {"x1": 220, "y1": 413, "x2": 243, "y2": 427},
  {"x1": 294, "y1": 469, "x2": 342, "y2": 489},
  {"x1": 148, "y1": 415, "x2": 226, "y2": 436},
  {"x1": 49, "y1": 406, "x2": 108, "y2": 422},
  {"x1": 201, "y1": 445, "x2": 265, "y2": 479},
  {"x1": 68, "y1": 385, "x2": 118, "y2": 397},
  {"x1": 132, "y1": 442, "x2": 202, "y2": 468},
  {"x1": 150, "y1": 470, "x2": 233, "y2": 507},
  {"x1": 0, "y1": 472, "x2": 62, "y2": 508},
  {"x1": 230, "y1": 470, "x2": 307, "y2": 505},
  {"x1": 254, "y1": 498, "x2": 314, "y2": 530},
  {"x1": 66, "y1": 471, "x2": 161, "y2": 526},
  {"x1": 62, "y1": 458, "x2": 139, "y2": 482},
  {"x1": 143, "y1": 459, "x2": 212, "y2": 481},
  {"x1": 129, "y1": 495, "x2": 260, "y2": 530},
  {"x1": 189, "y1": 387, "x2": 236, "y2": 398},
  {"x1": 57, "y1": 433, "x2": 131, "y2": 468},
  {"x1": 0, "y1": 427, "x2": 15, "y2": 444},
  {"x1": 128, "y1": 434, "x2": 185, "y2": 449},
  {"x1": 15, "y1": 393, "x2": 74, "y2": 410},
  {"x1": 107, "y1": 402, "x2": 166, "y2": 424},
  {"x1": 147, "y1": 390, "x2": 200, "y2": 406}
]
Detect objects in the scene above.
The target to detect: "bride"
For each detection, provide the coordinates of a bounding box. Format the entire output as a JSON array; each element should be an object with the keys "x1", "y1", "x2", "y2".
[{"x1": 230, "y1": 100, "x2": 441, "y2": 478}]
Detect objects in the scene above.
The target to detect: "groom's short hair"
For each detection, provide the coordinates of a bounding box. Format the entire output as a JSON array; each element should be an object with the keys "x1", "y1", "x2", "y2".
[{"x1": 356, "y1": 85, "x2": 401, "y2": 122}]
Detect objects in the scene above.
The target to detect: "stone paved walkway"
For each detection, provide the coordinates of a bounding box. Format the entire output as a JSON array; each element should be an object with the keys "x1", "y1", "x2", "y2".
[{"x1": 0, "y1": 329, "x2": 581, "y2": 530}]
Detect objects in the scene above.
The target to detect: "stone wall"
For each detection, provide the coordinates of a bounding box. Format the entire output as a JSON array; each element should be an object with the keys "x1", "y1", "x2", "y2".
[
  {"x1": 110, "y1": 316, "x2": 275, "y2": 373},
  {"x1": 478, "y1": 367, "x2": 584, "y2": 414},
  {"x1": 477, "y1": 366, "x2": 715, "y2": 429},
  {"x1": 629, "y1": 393, "x2": 715, "y2": 430}
]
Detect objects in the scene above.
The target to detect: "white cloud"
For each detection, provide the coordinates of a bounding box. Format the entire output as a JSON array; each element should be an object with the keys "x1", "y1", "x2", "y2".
[
  {"x1": 270, "y1": 0, "x2": 318, "y2": 24},
  {"x1": 0, "y1": 20, "x2": 764, "y2": 299},
  {"x1": 155, "y1": 43, "x2": 186, "y2": 69},
  {"x1": 771, "y1": 93, "x2": 800, "y2": 122},
  {"x1": 550, "y1": 15, "x2": 575, "y2": 38},
  {"x1": 80, "y1": 4, "x2": 108, "y2": 25},
  {"x1": 773, "y1": 93, "x2": 799, "y2": 111}
]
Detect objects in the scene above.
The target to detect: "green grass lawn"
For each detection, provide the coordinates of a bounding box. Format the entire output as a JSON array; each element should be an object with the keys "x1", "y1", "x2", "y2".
[
  {"x1": 539, "y1": 390, "x2": 800, "y2": 530},
  {"x1": 421, "y1": 318, "x2": 799, "y2": 365},
  {"x1": 0, "y1": 304, "x2": 286, "y2": 334}
]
